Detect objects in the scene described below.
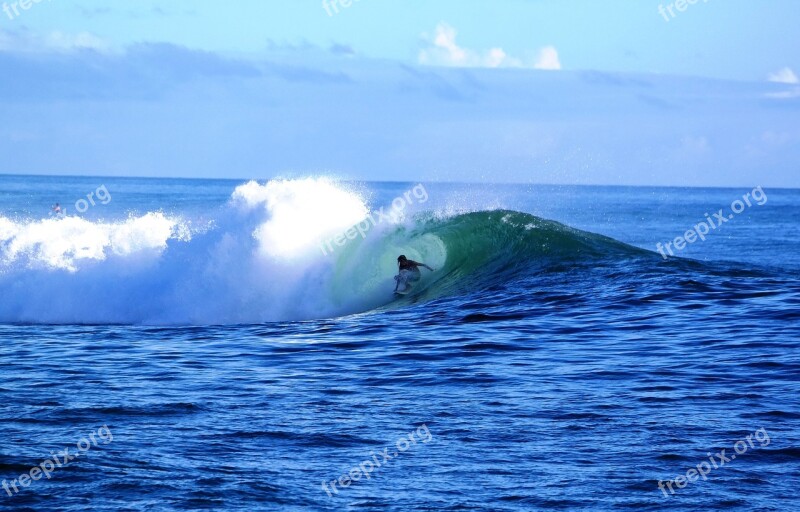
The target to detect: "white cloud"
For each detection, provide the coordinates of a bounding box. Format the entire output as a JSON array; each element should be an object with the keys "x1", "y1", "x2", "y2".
[
  {"x1": 45, "y1": 31, "x2": 108, "y2": 52},
  {"x1": 534, "y1": 46, "x2": 561, "y2": 71},
  {"x1": 768, "y1": 67, "x2": 799, "y2": 84},
  {"x1": 0, "y1": 29, "x2": 109, "y2": 54},
  {"x1": 765, "y1": 88, "x2": 800, "y2": 99},
  {"x1": 745, "y1": 130, "x2": 800, "y2": 157},
  {"x1": 419, "y1": 23, "x2": 560, "y2": 71}
]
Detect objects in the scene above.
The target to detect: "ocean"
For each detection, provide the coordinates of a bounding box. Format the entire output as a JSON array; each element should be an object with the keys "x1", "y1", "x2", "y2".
[{"x1": 0, "y1": 175, "x2": 798, "y2": 511}]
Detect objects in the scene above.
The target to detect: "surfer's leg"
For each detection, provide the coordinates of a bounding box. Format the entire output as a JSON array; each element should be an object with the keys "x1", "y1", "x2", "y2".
[{"x1": 396, "y1": 270, "x2": 412, "y2": 291}]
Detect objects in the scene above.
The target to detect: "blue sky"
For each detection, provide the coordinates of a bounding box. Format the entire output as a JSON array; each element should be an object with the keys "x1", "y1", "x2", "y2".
[{"x1": 1, "y1": 0, "x2": 798, "y2": 186}]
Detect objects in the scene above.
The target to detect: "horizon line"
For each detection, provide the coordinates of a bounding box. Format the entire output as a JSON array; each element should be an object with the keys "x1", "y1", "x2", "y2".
[{"x1": 1, "y1": 172, "x2": 797, "y2": 191}]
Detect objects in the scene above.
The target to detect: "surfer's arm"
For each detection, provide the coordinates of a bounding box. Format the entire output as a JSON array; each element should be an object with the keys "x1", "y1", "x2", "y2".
[{"x1": 413, "y1": 261, "x2": 434, "y2": 271}]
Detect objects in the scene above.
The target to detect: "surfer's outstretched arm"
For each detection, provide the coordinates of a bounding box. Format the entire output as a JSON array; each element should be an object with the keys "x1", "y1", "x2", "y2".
[{"x1": 414, "y1": 261, "x2": 434, "y2": 271}]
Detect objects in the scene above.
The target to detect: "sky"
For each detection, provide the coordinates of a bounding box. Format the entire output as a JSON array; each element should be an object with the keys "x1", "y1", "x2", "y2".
[{"x1": 0, "y1": 0, "x2": 798, "y2": 186}]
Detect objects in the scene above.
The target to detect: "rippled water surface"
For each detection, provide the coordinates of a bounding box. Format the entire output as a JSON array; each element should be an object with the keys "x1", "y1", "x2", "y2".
[{"x1": 1, "y1": 177, "x2": 798, "y2": 511}]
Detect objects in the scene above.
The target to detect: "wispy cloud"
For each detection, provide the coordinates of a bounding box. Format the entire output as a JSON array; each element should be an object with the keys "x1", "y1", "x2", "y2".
[
  {"x1": 329, "y1": 43, "x2": 355, "y2": 57},
  {"x1": 765, "y1": 88, "x2": 800, "y2": 100},
  {"x1": 418, "y1": 23, "x2": 561, "y2": 70},
  {"x1": 0, "y1": 28, "x2": 109, "y2": 54},
  {"x1": 75, "y1": 5, "x2": 196, "y2": 20},
  {"x1": 0, "y1": 40, "x2": 262, "y2": 102},
  {"x1": 765, "y1": 67, "x2": 800, "y2": 100},
  {"x1": 768, "y1": 66, "x2": 799, "y2": 84}
]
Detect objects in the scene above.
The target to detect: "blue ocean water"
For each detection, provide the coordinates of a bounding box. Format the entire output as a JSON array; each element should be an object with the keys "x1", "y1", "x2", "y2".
[{"x1": 0, "y1": 175, "x2": 798, "y2": 511}]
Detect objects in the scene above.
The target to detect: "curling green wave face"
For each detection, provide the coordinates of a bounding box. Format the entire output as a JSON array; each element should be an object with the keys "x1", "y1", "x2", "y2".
[{"x1": 327, "y1": 210, "x2": 647, "y2": 312}]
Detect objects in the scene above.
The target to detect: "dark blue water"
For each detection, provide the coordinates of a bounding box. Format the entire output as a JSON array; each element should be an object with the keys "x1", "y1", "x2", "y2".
[{"x1": 1, "y1": 176, "x2": 798, "y2": 511}]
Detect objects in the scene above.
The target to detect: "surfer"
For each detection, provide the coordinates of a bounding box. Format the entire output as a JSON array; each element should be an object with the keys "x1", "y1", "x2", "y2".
[
  {"x1": 52, "y1": 203, "x2": 63, "y2": 217},
  {"x1": 394, "y1": 255, "x2": 434, "y2": 293}
]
